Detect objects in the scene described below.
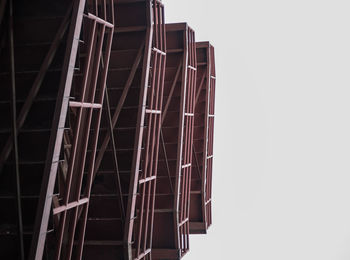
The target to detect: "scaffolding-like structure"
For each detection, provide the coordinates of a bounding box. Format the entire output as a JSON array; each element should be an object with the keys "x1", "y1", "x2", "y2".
[
  {"x1": 0, "y1": 1, "x2": 215, "y2": 260},
  {"x1": 0, "y1": 1, "x2": 114, "y2": 259},
  {"x1": 190, "y1": 42, "x2": 216, "y2": 235},
  {"x1": 83, "y1": 1, "x2": 166, "y2": 259},
  {"x1": 152, "y1": 23, "x2": 196, "y2": 259}
]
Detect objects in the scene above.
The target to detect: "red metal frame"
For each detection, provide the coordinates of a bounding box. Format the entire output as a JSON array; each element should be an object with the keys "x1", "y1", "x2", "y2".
[
  {"x1": 132, "y1": 1, "x2": 166, "y2": 259},
  {"x1": 0, "y1": 1, "x2": 216, "y2": 259},
  {"x1": 83, "y1": 1, "x2": 165, "y2": 259},
  {"x1": 153, "y1": 23, "x2": 196, "y2": 259},
  {"x1": 189, "y1": 42, "x2": 216, "y2": 234},
  {"x1": 29, "y1": 1, "x2": 114, "y2": 259},
  {"x1": 0, "y1": 1, "x2": 88, "y2": 259},
  {"x1": 206, "y1": 43, "x2": 216, "y2": 229}
]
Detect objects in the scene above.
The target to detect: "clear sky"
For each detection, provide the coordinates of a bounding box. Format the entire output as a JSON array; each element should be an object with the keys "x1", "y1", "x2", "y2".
[{"x1": 162, "y1": 0, "x2": 350, "y2": 259}]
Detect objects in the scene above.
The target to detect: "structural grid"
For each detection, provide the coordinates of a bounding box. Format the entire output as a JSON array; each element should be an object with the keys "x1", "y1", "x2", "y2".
[
  {"x1": 189, "y1": 42, "x2": 216, "y2": 235},
  {"x1": 0, "y1": 1, "x2": 216, "y2": 259},
  {"x1": 152, "y1": 23, "x2": 196, "y2": 260}
]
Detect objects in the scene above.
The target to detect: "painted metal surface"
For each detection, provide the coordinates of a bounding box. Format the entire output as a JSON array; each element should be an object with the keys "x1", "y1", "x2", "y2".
[
  {"x1": 0, "y1": 1, "x2": 216, "y2": 259},
  {"x1": 152, "y1": 23, "x2": 196, "y2": 259},
  {"x1": 206, "y1": 43, "x2": 216, "y2": 231},
  {"x1": 0, "y1": 0, "x2": 114, "y2": 259},
  {"x1": 131, "y1": 2, "x2": 166, "y2": 259},
  {"x1": 31, "y1": 1, "x2": 114, "y2": 259},
  {"x1": 83, "y1": 1, "x2": 165, "y2": 259},
  {"x1": 0, "y1": 1, "x2": 77, "y2": 259},
  {"x1": 189, "y1": 42, "x2": 216, "y2": 234}
]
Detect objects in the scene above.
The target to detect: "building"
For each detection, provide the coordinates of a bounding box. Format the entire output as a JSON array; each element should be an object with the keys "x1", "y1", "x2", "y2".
[{"x1": 0, "y1": 1, "x2": 216, "y2": 259}]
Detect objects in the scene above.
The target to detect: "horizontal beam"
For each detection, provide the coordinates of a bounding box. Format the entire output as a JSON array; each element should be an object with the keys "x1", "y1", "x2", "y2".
[
  {"x1": 53, "y1": 198, "x2": 88, "y2": 215},
  {"x1": 189, "y1": 222, "x2": 207, "y2": 235},
  {"x1": 69, "y1": 101, "x2": 102, "y2": 109},
  {"x1": 83, "y1": 240, "x2": 123, "y2": 246},
  {"x1": 152, "y1": 249, "x2": 181, "y2": 259}
]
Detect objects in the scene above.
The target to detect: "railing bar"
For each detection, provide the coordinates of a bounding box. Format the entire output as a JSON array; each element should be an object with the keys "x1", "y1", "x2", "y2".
[
  {"x1": 65, "y1": 206, "x2": 79, "y2": 260},
  {"x1": 62, "y1": 19, "x2": 96, "y2": 206},
  {"x1": 110, "y1": 0, "x2": 114, "y2": 25},
  {"x1": 74, "y1": 24, "x2": 106, "y2": 207},
  {"x1": 148, "y1": 15, "x2": 166, "y2": 247},
  {"x1": 139, "y1": 175, "x2": 156, "y2": 184},
  {"x1": 53, "y1": 198, "x2": 89, "y2": 215},
  {"x1": 152, "y1": 47, "x2": 165, "y2": 56},
  {"x1": 69, "y1": 101, "x2": 102, "y2": 108},
  {"x1": 77, "y1": 23, "x2": 115, "y2": 259},
  {"x1": 181, "y1": 163, "x2": 191, "y2": 169},
  {"x1": 142, "y1": 180, "x2": 152, "y2": 253},
  {"x1": 145, "y1": 109, "x2": 161, "y2": 114},
  {"x1": 136, "y1": 184, "x2": 146, "y2": 256},
  {"x1": 184, "y1": 113, "x2": 194, "y2": 116},
  {"x1": 84, "y1": 13, "x2": 113, "y2": 28},
  {"x1": 54, "y1": 210, "x2": 67, "y2": 260},
  {"x1": 103, "y1": 0, "x2": 107, "y2": 21}
]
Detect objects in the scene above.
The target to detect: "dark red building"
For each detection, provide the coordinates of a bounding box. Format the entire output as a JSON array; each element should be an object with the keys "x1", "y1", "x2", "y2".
[{"x1": 0, "y1": 1, "x2": 215, "y2": 259}]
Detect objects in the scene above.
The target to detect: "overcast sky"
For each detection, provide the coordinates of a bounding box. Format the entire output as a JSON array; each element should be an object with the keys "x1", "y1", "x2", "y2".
[{"x1": 162, "y1": 0, "x2": 350, "y2": 259}]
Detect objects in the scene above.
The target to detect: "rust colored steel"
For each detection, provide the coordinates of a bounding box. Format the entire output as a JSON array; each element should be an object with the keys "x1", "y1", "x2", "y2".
[
  {"x1": 0, "y1": 1, "x2": 216, "y2": 260},
  {"x1": 189, "y1": 42, "x2": 216, "y2": 234},
  {"x1": 0, "y1": 0, "x2": 114, "y2": 259},
  {"x1": 152, "y1": 23, "x2": 196, "y2": 259},
  {"x1": 83, "y1": 1, "x2": 166, "y2": 259}
]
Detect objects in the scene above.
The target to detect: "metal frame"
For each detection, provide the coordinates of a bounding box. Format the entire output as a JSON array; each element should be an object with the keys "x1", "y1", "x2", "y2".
[
  {"x1": 153, "y1": 23, "x2": 196, "y2": 259},
  {"x1": 0, "y1": 1, "x2": 90, "y2": 259},
  {"x1": 131, "y1": 1, "x2": 166, "y2": 259},
  {"x1": 205, "y1": 43, "x2": 216, "y2": 230},
  {"x1": 0, "y1": 1, "x2": 215, "y2": 259},
  {"x1": 189, "y1": 42, "x2": 216, "y2": 234},
  {"x1": 83, "y1": 1, "x2": 165, "y2": 259},
  {"x1": 29, "y1": 1, "x2": 114, "y2": 259}
]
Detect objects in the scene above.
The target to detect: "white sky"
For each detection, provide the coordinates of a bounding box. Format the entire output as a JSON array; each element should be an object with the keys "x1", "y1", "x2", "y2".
[{"x1": 162, "y1": 0, "x2": 350, "y2": 259}]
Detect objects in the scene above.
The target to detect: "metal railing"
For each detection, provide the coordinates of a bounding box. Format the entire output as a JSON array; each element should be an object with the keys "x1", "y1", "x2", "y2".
[
  {"x1": 30, "y1": 1, "x2": 114, "y2": 259},
  {"x1": 133, "y1": 2, "x2": 166, "y2": 259},
  {"x1": 178, "y1": 25, "x2": 196, "y2": 257},
  {"x1": 205, "y1": 44, "x2": 216, "y2": 229}
]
